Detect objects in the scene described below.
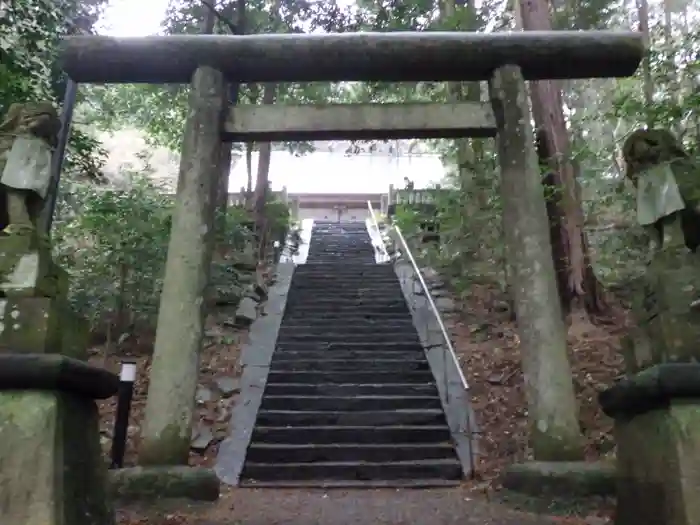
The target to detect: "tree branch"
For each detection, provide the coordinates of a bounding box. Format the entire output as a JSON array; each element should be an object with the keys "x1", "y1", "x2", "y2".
[{"x1": 200, "y1": 0, "x2": 237, "y2": 34}]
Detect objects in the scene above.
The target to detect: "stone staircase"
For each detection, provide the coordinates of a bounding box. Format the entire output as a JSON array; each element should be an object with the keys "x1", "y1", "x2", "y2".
[{"x1": 239, "y1": 221, "x2": 462, "y2": 487}]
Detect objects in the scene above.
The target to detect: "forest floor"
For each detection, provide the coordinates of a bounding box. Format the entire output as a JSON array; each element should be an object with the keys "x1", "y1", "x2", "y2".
[{"x1": 100, "y1": 277, "x2": 627, "y2": 525}]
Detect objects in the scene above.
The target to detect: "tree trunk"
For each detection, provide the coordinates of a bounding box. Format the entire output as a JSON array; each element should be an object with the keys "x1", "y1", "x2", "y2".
[
  {"x1": 245, "y1": 142, "x2": 253, "y2": 204},
  {"x1": 217, "y1": 143, "x2": 231, "y2": 230},
  {"x1": 490, "y1": 64, "x2": 584, "y2": 461},
  {"x1": 636, "y1": 0, "x2": 654, "y2": 127},
  {"x1": 215, "y1": 0, "x2": 245, "y2": 227},
  {"x1": 520, "y1": 0, "x2": 606, "y2": 316},
  {"x1": 253, "y1": 82, "x2": 274, "y2": 260},
  {"x1": 139, "y1": 65, "x2": 225, "y2": 466}
]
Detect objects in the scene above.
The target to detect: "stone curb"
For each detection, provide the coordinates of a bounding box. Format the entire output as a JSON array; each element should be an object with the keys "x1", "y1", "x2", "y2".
[
  {"x1": 500, "y1": 461, "x2": 616, "y2": 497},
  {"x1": 108, "y1": 466, "x2": 220, "y2": 502}
]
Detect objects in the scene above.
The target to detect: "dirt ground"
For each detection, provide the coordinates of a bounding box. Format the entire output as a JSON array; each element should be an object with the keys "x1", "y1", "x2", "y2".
[
  {"x1": 91, "y1": 303, "x2": 243, "y2": 469},
  {"x1": 450, "y1": 284, "x2": 628, "y2": 482},
  {"x1": 100, "y1": 281, "x2": 627, "y2": 525}
]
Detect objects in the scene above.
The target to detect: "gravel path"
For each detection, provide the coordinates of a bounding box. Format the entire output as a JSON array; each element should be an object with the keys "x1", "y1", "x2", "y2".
[
  {"x1": 119, "y1": 487, "x2": 558, "y2": 525},
  {"x1": 220, "y1": 488, "x2": 555, "y2": 525}
]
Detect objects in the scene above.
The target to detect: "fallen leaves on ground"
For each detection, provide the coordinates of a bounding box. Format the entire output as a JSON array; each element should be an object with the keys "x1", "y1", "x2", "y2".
[
  {"x1": 446, "y1": 283, "x2": 627, "y2": 522},
  {"x1": 91, "y1": 307, "x2": 247, "y2": 468}
]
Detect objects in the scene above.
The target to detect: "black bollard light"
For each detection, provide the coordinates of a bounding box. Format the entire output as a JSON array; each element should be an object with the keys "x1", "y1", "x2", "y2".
[{"x1": 110, "y1": 360, "x2": 137, "y2": 469}]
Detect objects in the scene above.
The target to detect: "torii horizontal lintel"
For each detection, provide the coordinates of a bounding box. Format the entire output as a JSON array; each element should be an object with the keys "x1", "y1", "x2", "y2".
[
  {"x1": 222, "y1": 102, "x2": 498, "y2": 142},
  {"x1": 59, "y1": 31, "x2": 644, "y2": 84}
]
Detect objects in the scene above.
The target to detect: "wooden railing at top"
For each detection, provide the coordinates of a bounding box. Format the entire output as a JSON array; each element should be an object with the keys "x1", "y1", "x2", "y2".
[{"x1": 388, "y1": 187, "x2": 451, "y2": 206}]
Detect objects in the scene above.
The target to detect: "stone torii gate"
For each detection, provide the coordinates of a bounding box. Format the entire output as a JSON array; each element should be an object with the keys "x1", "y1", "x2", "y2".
[{"x1": 11, "y1": 29, "x2": 641, "y2": 522}]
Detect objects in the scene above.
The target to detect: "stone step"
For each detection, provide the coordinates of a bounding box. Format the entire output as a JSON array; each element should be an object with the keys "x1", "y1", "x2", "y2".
[
  {"x1": 266, "y1": 370, "x2": 435, "y2": 384},
  {"x1": 286, "y1": 290, "x2": 403, "y2": 299},
  {"x1": 283, "y1": 310, "x2": 414, "y2": 319},
  {"x1": 292, "y1": 274, "x2": 400, "y2": 282},
  {"x1": 290, "y1": 281, "x2": 396, "y2": 288},
  {"x1": 283, "y1": 304, "x2": 409, "y2": 314},
  {"x1": 251, "y1": 425, "x2": 452, "y2": 444},
  {"x1": 284, "y1": 298, "x2": 407, "y2": 308},
  {"x1": 306, "y1": 252, "x2": 375, "y2": 255},
  {"x1": 256, "y1": 409, "x2": 446, "y2": 426},
  {"x1": 263, "y1": 383, "x2": 438, "y2": 397},
  {"x1": 269, "y1": 359, "x2": 429, "y2": 372},
  {"x1": 306, "y1": 248, "x2": 373, "y2": 252},
  {"x1": 241, "y1": 458, "x2": 462, "y2": 483},
  {"x1": 288, "y1": 284, "x2": 400, "y2": 291},
  {"x1": 293, "y1": 267, "x2": 394, "y2": 275},
  {"x1": 274, "y1": 342, "x2": 425, "y2": 352},
  {"x1": 275, "y1": 332, "x2": 420, "y2": 344},
  {"x1": 279, "y1": 319, "x2": 417, "y2": 328},
  {"x1": 284, "y1": 305, "x2": 411, "y2": 315},
  {"x1": 305, "y1": 258, "x2": 376, "y2": 263},
  {"x1": 237, "y1": 479, "x2": 460, "y2": 489},
  {"x1": 291, "y1": 274, "x2": 398, "y2": 280},
  {"x1": 287, "y1": 294, "x2": 406, "y2": 305},
  {"x1": 245, "y1": 442, "x2": 456, "y2": 463},
  {"x1": 259, "y1": 395, "x2": 442, "y2": 411},
  {"x1": 269, "y1": 350, "x2": 425, "y2": 361},
  {"x1": 278, "y1": 319, "x2": 416, "y2": 329}
]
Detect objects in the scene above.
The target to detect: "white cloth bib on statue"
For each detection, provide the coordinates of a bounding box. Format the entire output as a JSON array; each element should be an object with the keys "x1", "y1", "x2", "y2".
[
  {"x1": 636, "y1": 162, "x2": 685, "y2": 226},
  {"x1": 1, "y1": 135, "x2": 52, "y2": 198}
]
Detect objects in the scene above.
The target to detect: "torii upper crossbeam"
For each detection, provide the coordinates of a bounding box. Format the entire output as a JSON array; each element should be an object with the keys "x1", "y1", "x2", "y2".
[{"x1": 59, "y1": 31, "x2": 644, "y2": 84}]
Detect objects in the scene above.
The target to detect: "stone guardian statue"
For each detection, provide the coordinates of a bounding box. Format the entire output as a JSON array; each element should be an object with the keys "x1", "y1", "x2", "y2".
[
  {"x1": 0, "y1": 101, "x2": 60, "y2": 240},
  {"x1": 620, "y1": 128, "x2": 700, "y2": 368}
]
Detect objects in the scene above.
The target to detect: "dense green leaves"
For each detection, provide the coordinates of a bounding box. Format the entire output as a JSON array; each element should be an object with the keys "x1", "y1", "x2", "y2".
[{"x1": 1, "y1": 0, "x2": 110, "y2": 180}]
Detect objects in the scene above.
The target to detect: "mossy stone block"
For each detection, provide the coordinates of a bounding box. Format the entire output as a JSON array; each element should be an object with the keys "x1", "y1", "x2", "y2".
[
  {"x1": 631, "y1": 247, "x2": 700, "y2": 367},
  {"x1": 108, "y1": 466, "x2": 220, "y2": 502},
  {"x1": 614, "y1": 401, "x2": 700, "y2": 525},
  {"x1": 0, "y1": 237, "x2": 67, "y2": 298},
  {"x1": 0, "y1": 296, "x2": 87, "y2": 360},
  {"x1": 0, "y1": 390, "x2": 114, "y2": 525},
  {"x1": 501, "y1": 461, "x2": 616, "y2": 497}
]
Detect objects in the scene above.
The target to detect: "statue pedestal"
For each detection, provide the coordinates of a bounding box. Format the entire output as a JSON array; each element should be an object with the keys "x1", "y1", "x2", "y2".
[
  {"x1": 600, "y1": 364, "x2": 700, "y2": 525},
  {"x1": 0, "y1": 236, "x2": 67, "y2": 297},
  {"x1": 0, "y1": 355, "x2": 119, "y2": 525},
  {"x1": 0, "y1": 232, "x2": 118, "y2": 524},
  {"x1": 629, "y1": 246, "x2": 700, "y2": 367},
  {"x1": 0, "y1": 296, "x2": 89, "y2": 359}
]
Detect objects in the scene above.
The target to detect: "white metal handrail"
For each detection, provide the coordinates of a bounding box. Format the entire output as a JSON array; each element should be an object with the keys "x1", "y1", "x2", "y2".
[
  {"x1": 366, "y1": 201, "x2": 389, "y2": 262},
  {"x1": 367, "y1": 201, "x2": 468, "y2": 393},
  {"x1": 392, "y1": 226, "x2": 469, "y2": 391}
]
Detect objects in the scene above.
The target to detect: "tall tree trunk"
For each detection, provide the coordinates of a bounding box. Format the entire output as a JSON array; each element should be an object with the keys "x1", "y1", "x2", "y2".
[
  {"x1": 245, "y1": 142, "x2": 253, "y2": 204},
  {"x1": 217, "y1": 142, "x2": 232, "y2": 232},
  {"x1": 140, "y1": 8, "x2": 224, "y2": 466},
  {"x1": 519, "y1": 0, "x2": 606, "y2": 317},
  {"x1": 636, "y1": 0, "x2": 654, "y2": 127},
  {"x1": 490, "y1": 65, "x2": 584, "y2": 461},
  {"x1": 250, "y1": 0, "x2": 282, "y2": 260},
  {"x1": 252, "y1": 82, "x2": 276, "y2": 260}
]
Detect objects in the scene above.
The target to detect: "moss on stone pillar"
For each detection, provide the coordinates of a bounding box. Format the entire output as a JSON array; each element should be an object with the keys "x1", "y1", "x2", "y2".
[
  {"x1": 0, "y1": 391, "x2": 115, "y2": 525},
  {"x1": 600, "y1": 364, "x2": 700, "y2": 525}
]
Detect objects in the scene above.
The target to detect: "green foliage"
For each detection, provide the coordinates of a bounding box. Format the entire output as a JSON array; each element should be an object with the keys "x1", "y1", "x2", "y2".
[
  {"x1": 1, "y1": 0, "x2": 109, "y2": 180},
  {"x1": 52, "y1": 172, "x2": 174, "y2": 327},
  {"x1": 51, "y1": 160, "x2": 290, "y2": 331}
]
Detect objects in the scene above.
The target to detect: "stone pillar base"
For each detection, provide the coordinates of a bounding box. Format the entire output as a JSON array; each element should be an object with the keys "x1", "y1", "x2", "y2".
[
  {"x1": 600, "y1": 363, "x2": 700, "y2": 525},
  {"x1": 0, "y1": 354, "x2": 119, "y2": 525}
]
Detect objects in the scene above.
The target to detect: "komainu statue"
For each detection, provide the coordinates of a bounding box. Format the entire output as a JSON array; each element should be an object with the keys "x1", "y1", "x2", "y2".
[
  {"x1": 0, "y1": 101, "x2": 60, "y2": 239},
  {"x1": 621, "y1": 128, "x2": 700, "y2": 369},
  {"x1": 0, "y1": 101, "x2": 63, "y2": 298}
]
